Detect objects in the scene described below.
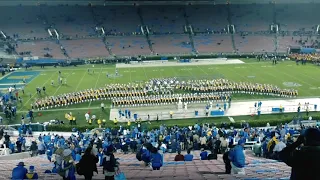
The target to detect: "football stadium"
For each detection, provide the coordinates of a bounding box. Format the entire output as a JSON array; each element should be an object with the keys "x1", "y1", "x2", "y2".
[{"x1": 0, "y1": 0, "x2": 320, "y2": 179}]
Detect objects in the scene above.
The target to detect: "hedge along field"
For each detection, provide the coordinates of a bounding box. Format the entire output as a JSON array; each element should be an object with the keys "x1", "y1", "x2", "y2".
[{"x1": 45, "y1": 111, "x2": 320, "y2": 132}]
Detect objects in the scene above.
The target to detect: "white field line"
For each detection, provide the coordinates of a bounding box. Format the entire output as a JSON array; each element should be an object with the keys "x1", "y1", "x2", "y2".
[
  {"x1": 52, "y1": 72, "x2": 73, "y2": 96},
  {"x1": 88, "y1": 67, "x2": 103, "y2": 108},
  {"x1": 19, "y1": 72, "x2": 57, "y2": 111},
  {"x1": 74, "y1": 70, "x2": 87, "y2": 92}
]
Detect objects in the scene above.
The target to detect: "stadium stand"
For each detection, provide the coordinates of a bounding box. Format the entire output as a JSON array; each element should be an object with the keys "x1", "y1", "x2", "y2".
[
  {"x1": 61, "y1": 38, "x2": 110, "y2": 58},
  {"x1": 15, "y1": 41, "x2": 65, "y2": 59},
  {"x1": 0, "y1": 6, "x2": 48, "y2": 39},
  {"x1": 277, "y1": 36, "x2": 320, "y2": 52},
  {"x1": 276, "y1": 4, "x2": 320, "y2": 31},
  {"x1": 92, "y1": 6, "x2": 142, "y2": 35},
  {"x1": 141, "y1": 6, "x2": 186, "y2": 34},
  {"x1": 186, "y1": 5, "x2": 229, "y2": 33},
  {"x1": 150, "y1": 34, "x2": 192, "y2": 54},
  {"x1": 42, "y1": 6, "x2": 96, "y2": 37},
  {"x1": 193, "y1": 34, "x2": 234, "y2": 53},
  {"x1": 1, "y1": 4, "x2": 320, "y2": 62},
  {"x1": 106, "y1": 36, "x2": 151, "y2": 56},
  {"x1": 230, "y1": 4, "x2": 273, "y2": 32},
  {"x1": 234, "y1": 35, "x2": 275, "y2": 53}
]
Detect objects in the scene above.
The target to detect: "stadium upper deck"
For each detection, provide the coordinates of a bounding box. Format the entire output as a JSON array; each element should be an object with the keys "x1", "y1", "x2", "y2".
[{"x1": 1, "y1": 2, "x2": 320, "y2": 59}]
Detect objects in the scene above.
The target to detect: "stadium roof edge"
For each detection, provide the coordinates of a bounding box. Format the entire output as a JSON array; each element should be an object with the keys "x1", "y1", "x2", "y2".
[{"x1": 0, "y1": 0, "x2": 319, "y2": 6}]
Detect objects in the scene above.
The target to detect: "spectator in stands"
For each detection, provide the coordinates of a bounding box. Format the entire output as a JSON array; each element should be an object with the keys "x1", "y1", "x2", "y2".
[
  {"x1": 79, "y1": 147, "x2": 98, "y2": 180},
  {"x1": 0, "y1": 128, "x2": 3, "y2": 139},
  {"x1": 102, "y1": 146, "x2": 118, "y2": 180},
  {"x1": 141, "y1": 145, "x2": 151, "y2": 166},
  {"x1": 25, "y1": 166, "x2": 38, "y2": 179},
  {"x1": 4, "y1": 132, "x2": 10, "y2": 148},
  {"x1": 174, "y1": 151, "x2": 184, "y2": 161},
  {"x1": 229, "y1": 139, "x2": 246, "y2": 175},
  {"x1": 223, "y1": 145, "x2": 233, "y2": 174},
  {"x1": 184, "y1": 149, "x2": 193, "y2": 161},
  {"x1": 267, "y1": 132, "x2": 279, "y2": 158},
  {"x1": 61, "y1": 149, "x2": 76, "y2": 180},
  {"x1": 11, "y1": 162, "x2": 27, "y2": 180},
  {"x1": 150, "y1": 147, "x2": 163, "y2": 170},
  {"x1": 200, "y1": 136, "x2": 207, "y2": 149},
  {"x1": 272, "y1": 138, "x2": 286, "y2": 160},
  {"x1": 200, "y1": 148, "x2": 208, "y2": 160},
  {"x1": 160, "y1": 142, "x2": 167, "y2": 153},
  {"x1": 207, "y1": 149, "x2": 218, "y2": 160},
  {"x1": 279, "y1": 128, "x2": 320, "y2": 180},
  {"x1": 253, "y1": 141, "x2": 262, "y2": 157},
  {"x1": 16, "y1": 138, "x2": 22, "y2": 153},
  {"x1": 37, "y1": 141, "x2": 46, "y2": 155},
  {"x1": 30, "y1": 141, "x2": 38, "y2": 157},
  {"x1": 220, "y1": 136, "x2": 228, "y2": 154}
]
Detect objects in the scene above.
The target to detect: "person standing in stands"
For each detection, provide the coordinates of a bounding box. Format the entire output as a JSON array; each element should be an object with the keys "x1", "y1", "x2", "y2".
[
  {"x1": 12, "y1": 162, "x2": 28, "y2": 180},
  {"x1": 79, "y1": 147, "x2": 98, "y2": 180},
  {"x1": 223, "y1": 145, "x2": 233, "y2": 174},
  {"x1": 207, "y1": 149, "x2": 218, "y2": 160},
  {"x1": 16, "y1": 138, "x2": 22, "y2": 153},
  {"x1": 150, "y1": 147, "x2": 163, "y2": 170},
  {"x1": 228, "y1": 139, "x2": 246, "y2": 175},
  {"x1": 279, "y1": 128, "x2": 320, "y2": 180},
  {"x1": 102, "y1": 146, "x2": 118, "y2": 180},
  {"x1": 4, "y1": 132, "x2": 10, "y2": 148}
]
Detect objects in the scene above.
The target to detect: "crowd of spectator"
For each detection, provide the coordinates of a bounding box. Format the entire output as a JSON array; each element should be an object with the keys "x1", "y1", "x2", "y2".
[{"x1": 5, "y1": 119, "x2": 320, "y2": 179}]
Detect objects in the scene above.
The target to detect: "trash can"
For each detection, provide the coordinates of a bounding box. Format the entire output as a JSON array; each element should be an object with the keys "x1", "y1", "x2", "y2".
[{"x1": 195, "y1": 111, "x2": 199, "y2": 116}]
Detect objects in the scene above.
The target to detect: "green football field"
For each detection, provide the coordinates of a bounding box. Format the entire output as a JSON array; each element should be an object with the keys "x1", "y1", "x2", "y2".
[{"x1": 2, "y1": 58, "x2": 320, "y2": 126}]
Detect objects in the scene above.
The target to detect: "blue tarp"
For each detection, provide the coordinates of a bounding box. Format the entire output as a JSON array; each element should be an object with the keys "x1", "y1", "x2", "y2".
[
  {"x1": 17, "y1": 58, "x2": 66, "y2": 65},
  {"x1": 210, "y1": 110, "x2": 224, "y2": 116},
  {"x1": 300, "y1": 48, "x2": 316, "y2": 54}
]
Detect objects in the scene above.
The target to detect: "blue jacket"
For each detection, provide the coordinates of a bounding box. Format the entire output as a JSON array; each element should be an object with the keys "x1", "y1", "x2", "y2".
[
  {"x1": 75, "y1": 154, "x2": 82, "y2": 162},
  {"x1": 200, "y1": 151, "x2": 208, "y2": 160},
  {"x1": 141, "y1": 149, "x2": 151, "y2": 162},
  {"x1": 151, "y1": 153, "x2": 163, "y2": 168},
  {"x1": 228, "y1": 145, "x2": 245, "y2": 168},
  {"x1": 12, "y1": 166, "x2": 27, "y2": 180},
  {"x1": 184, "y1": 154, "x2": 193, "y2": 161}
]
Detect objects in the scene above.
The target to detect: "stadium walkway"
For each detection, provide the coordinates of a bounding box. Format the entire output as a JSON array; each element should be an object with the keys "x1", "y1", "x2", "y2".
[
  {"x1": 0, "y1": 150, "x2": 291, "y2": 180},
  {"x1": 110, "y1": 98, "x2": 320, "y2": 122}
]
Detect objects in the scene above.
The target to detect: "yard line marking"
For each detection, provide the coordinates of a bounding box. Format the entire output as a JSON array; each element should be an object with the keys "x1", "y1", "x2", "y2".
[
  {"x1": 129, "y1": 66, "x2": 132, "y2": 83},
  {"x1": 142, "y1": 66, "x2": 148, "y2": 80},
  {"x1": 0, "y1": 71, "x2": 14, "y2": 81},
  {"x1": 196, "y1": 65, "x2": 209, "y2": 76},
  {"x1": 88, "y1": 67, "x2": 103, "y2": 108},
  {"x1": 74, "y1": 69, "x2": 87, "y2": 92},
  {"x1": 291, "y1": 66, "x2": 319, "y2": 82},
  {"x1": 246, "y1": 63, "x2": 314, "y2": 96},
  {"x1": 52, "y1": 71, "x2": 74, "y2": 96},
  {"x1": 19, "y1": 71, "x2": 57, "y2": 111}
]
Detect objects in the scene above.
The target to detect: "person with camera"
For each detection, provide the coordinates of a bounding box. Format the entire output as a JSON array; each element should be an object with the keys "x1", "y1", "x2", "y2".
[{"x1": 279, "y1": 128, "x2": 320, "y2": 180}]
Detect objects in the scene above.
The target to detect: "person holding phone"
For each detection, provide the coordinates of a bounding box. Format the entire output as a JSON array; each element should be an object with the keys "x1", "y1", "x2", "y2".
[{"x1": 279, "y1": 128, "x2": 320, "y2": 180}]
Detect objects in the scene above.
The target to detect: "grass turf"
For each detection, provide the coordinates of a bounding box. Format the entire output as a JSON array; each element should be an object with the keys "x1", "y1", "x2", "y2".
[{"x1": 2, "y1": 58, "x2": 320, "y2": 126}]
